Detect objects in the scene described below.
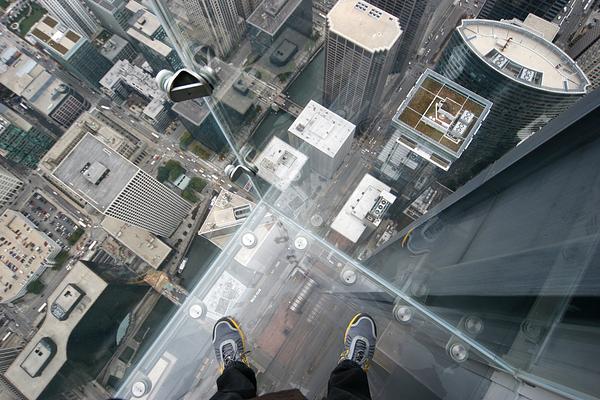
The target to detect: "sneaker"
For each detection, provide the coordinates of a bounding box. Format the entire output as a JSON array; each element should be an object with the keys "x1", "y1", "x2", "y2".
[
  {"x1": 340, "y1": 313, "x2": 377, "y2": 371},
  {"x1": 212, "y1": 316, "x2": 249, "y2": 372}
]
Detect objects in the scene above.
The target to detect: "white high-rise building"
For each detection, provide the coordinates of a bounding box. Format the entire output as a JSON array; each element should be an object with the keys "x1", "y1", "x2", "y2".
[
  {"x1": 288, "y1": 100, "x2": 355, "y2": 178},
  {"x1": 0, "y1": 167, "x2": 23, "y2": 207},
  {"x1": 183, "y1": 0, "x2": 245, "y2": 57},
  {"x1": 324, "y1": 0, "x2": 401, "y2": 126},
  {"x1": 52, "y1": 133, "x2": 191, "y2": 237},
  {"x1": 37, "y1": 0, "x2": 100, "y2": 38}
]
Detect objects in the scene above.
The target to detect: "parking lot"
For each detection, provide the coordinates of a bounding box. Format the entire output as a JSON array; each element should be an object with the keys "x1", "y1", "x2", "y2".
[{"x1": 20, "y1": 192, "x2": 81, "y2": 250}]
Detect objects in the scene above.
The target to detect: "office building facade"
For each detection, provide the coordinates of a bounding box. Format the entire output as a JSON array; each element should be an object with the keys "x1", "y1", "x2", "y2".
[
  {"x1": 37, "y1": 0, "x2": 101, "y2": 38},
  {"x1": 28, "y1": 16, "x2": 113, "y2": 87},
  {"x1": 247, "y1": 0, "x2": 313, "y2": 54},
  {"x1": 324, "y1": 0, "x2": 401, "y2": 126},
  {"x1": 183, "y1": 0, "x2": 245, "y2": 58},
  {"x1": 48, "y1": 88, "x2": 90, "y2": 129},
  {"x1": 53, "y1": 133, "x2": 191, "y2": 237},
  {"x1": 288, "y1": 100, "x2": 355, "y2": 178},
  {"x1": 126, "y1": 1, "x2": 184, "y2": 72},
  {"x1": 367, "y1": 89, "x2": 600, "y2": 400},
  {"x1": 568, "y1": 25, "x2": 600, "y2": 90},
  {"x1": 85, "y1": 0, "x2": 132, "y2": 37},
  {"x1": 100, "y1": 60, "x2": 173, "y2": 130},
  {"x1": 435, "y1": 19, "x2": 588, "y2": 185},
  {"x1": 0, "y1": 167, "x2": 23, "y2": 207},
  {"x1": 478, "y1": 0, "x2": 568, "y2": 21},
  {"x1": 366, "y1": 0, "x2": 428, "y2": 73},
  {"x1": 100, "y1": 34, "x2": 138, "y2": 63}
]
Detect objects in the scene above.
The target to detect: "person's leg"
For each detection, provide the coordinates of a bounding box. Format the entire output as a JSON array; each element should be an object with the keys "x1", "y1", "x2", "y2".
[
  {"x1": 326, "y1": 313, "x2": 377, "y2": 400},
  {"x1": 209, "y1": 317, "x2": 257, "y2": 400},
  {"x1": 209, "y1": 361, "x2": 257, "y2": 400},
  {"x1": 327, "y1": 360, "x2": 371, "y2": 400}
]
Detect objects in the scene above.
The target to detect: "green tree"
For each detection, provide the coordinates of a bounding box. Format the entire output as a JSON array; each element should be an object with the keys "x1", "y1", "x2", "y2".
[
  {"x1": 179, "y1": 131, "x2": 193, "y2": 149},
  {"x1": 27, "y1": 279, "x2": 45, "y2": 294},
  {"x1": 189, "y1": 177, "x2": 207, "y2": 192},
  {"x1": 157, "y1": 166, "x2": 170, "y2": 182},
  {"x1": 181, "y1": 188, "x2": 198, "y2": 203},
  {"x1": 189, "y1": 142, "x2": 211, "y2": 160},
  {"x1": 165, "y1": 160, "x2": 185, "y2": 181},
  {"x1": 277, "y1": 71, "x2": 292, "y2": 82}
]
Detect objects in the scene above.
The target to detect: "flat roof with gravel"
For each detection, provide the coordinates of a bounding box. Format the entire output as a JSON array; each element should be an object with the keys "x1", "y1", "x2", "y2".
[{"x1": 52, "y1": 133, "x2": 138, "y2": 212}]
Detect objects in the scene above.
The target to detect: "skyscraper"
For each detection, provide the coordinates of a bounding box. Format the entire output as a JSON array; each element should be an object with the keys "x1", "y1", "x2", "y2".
[
  {"x1": 37, "y1": 0, "x2": 101, "y2": 38},
  {"x1": 324, "y1": 0, "x2": 401, "y2": 126},
  {"x1": 365, "y1": 0, "x2": 428, "y2": 73},
  {"x1": 435, "y1": 18, "x2": 588, "y2": 185},
  {"x1": 52, "y1": 133, "x2": 191, "y2": 237},
  {"x1": 28, "y1": 16, "x2": 113, "y2": 87},
  {"x1": 126, "y1": 1, "x2": 184, "y2": 72},
  {"x1": 100, "y1": 60, "x2": 173, "y2": 131},
  {"x1": 366, "y1": 89, "x2": 600, "y2": 396},
  {"x1": 0, "y1": 167, "x2": 23, "y2": 207},
  {"x1": 478, "y1": 0, "x2": 568, "y2": 21},
  {"x1": 183, "y1": 0, "x2": 245, "y2": 58},
  {"x1": 84, "y1": 0, "x2": 132, "y2": 37},
  {"x1": 568, "y1": 25, "x2": 600, "y2": 90},
  {"x1": 390, "y1": 69, "x2": 493, "y2": 171}
]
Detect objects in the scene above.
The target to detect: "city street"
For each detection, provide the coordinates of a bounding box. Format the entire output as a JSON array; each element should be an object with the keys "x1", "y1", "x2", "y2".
[{"x1": 555, "y1": 0, "x2": 594, "y2": 47}]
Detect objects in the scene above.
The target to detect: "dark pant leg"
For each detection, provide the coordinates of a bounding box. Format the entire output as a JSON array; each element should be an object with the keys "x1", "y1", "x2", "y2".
[
  {"x1": 326, "y1": 360, "x2": 372, "y2": 400},
  {"x1": 209, "y1": 361, "x2": 257, "y2": 400}
]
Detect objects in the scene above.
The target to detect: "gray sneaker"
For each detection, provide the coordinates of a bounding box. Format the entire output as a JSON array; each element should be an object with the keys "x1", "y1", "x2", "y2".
[
  {"x1": 340, "y1": 313, "x2": 377, "y2": 371},
  {"x1": 212, "y1": 316, "x2": 248, "y2": 372}
]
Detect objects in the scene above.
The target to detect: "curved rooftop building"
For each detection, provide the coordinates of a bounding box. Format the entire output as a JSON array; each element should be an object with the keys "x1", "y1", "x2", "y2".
[{"x1": 435, "y1": 18, "x2": 589, "y2": 183}]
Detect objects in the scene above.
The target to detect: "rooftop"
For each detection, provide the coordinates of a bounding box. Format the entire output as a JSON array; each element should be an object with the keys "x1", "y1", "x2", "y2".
[
  {"x1": 0, "y1": 210, "x2": 61, "y2": 303},
  {"x1": 0, "y1": 103, "x2": 33, "y2": 132},
  {"x1": 126, "y1": 28, "x2": 172, "y2": 57},
  {"x1": 172, "y1": 99, "x2": 210, "y2": 126},
  {"x1": 100, "y1": 34, "x2": 132, "y2": 60},
  {"x1": 87, "y1": 0, "x2": 121, "y2": 12},
  {"x1": 21, "y1": 72, "x2": 69, "y2": 116},
  {"x1": 101, "y1": 216, "x2": 171, "y2": 269},
  {"x1": 198, "y1": 189, "x2": 255, "y2": 249},
  {"x1": 393, "y1": 69, "x2": 493, "y2": 164},
  {"x1": 458, "y1": 19, "x2": 589, "y2": 93},
  {"x1": 29, "y1": 15, "x2": 83, "y2": 58},
  {"x1": 52, "y1": 133, "x2": 138, "y2": 212},
  {"x1": 327, "y1": 0, "x2": 401, "y2": 52},
  {"x1": 0, "y1": 46, "x2": 46, "y2": 96},
  {"x1": 127, "y1": 1, "x2": 162, "y2": 37},
  {"x1": 99, "y1": 60, "x2": 168, "y2": 123},
  {"x1": 51, "y1": 284, "x2": 85, "y2": 320},
  {"x1": 40, "y1": 112, "x2": 138, "y2": 173},
  {"x1": 330, "y1": 174, "x2": 396, "y2": 243},
  {"x1": 5, "y1": 262, "x2": 107, "y2": 400},
  {"x1": 288, "y1": 100, "x2": 356, "y2": 158},
  {"x1": 255, "y1": 137, "x2": 308, "y2": 191},
  {"x1": 247, "y1": 0, "x2": 304, "y2": 36}
]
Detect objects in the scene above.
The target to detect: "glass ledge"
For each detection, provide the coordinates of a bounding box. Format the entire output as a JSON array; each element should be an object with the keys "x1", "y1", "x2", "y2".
[{"x1": 115, "y1": 202, "x2": 508, "y2": 400}]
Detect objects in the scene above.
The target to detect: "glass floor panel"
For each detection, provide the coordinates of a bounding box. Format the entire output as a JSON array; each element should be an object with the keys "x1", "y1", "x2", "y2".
[{"x1": 115, "y1": 203, "x2": 501, "y2": 399}]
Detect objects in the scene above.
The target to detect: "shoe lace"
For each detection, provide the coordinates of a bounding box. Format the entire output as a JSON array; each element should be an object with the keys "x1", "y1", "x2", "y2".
[
  {"x1": 353, "y1": 339, "x2": 368, "y2": 365},
  {"x1": 223, "y1": 344, "x2": 250, "y2": 369},
  {"x1": 222, "y1": 343, "x2": 237, "y2": 368}
]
